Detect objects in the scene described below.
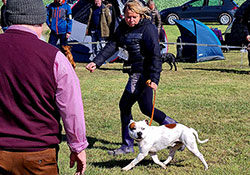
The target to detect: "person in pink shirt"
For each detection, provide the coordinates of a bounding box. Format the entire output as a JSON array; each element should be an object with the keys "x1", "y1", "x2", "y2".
[{"x1": 0, "y1": 0, "x2": 88, "y2": 175}]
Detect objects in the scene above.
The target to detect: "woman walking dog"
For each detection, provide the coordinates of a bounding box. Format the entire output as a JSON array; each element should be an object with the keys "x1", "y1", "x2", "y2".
[{"x1": 86, "y1": 0, "x2": 178, "y2": 156}]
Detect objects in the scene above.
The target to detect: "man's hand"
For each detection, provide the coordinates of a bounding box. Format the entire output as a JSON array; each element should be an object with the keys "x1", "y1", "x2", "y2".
[
  {"x1": 86, "y1": 62, "x2": 96, "y2": 72},
  {"x1": 70, "y1": 150, "x2": 87, "y2": 175}
]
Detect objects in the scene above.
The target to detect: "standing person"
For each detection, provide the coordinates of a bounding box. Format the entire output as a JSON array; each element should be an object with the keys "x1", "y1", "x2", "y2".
[
  {"x1": 46, "y1": 0, "x2": 76, "y2": 69},
  {"x1": 86, "y1": 0, "x2": 112, "y2": 57},
  {"x1": 0, "y1": 0, "x2": 88, "y2": 175},
  {"x1": 232, "y1": 0, "x2": 250, "y2": 71},
  {"x1": 0, "y1": 0, "x2": 7, "y2": 32},
  {"x1": 147, "y1": 0, "x2": 161, "y2": 35},
  {"x1": 235, "y1": 0, "x2": 250, "y2": 71},
  {"x1": 86, "y1": 0, "x2": 177, "y2": 156}
]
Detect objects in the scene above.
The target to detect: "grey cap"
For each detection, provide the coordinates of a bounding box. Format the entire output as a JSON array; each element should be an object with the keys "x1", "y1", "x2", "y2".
[{"x1": 6, "y1": 0, "x2": 47, "y2": 25}]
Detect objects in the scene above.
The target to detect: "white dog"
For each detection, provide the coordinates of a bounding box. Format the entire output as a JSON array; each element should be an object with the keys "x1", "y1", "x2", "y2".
[{"x1": 122, "y1": 120, "x2": 209, "y2": 171}]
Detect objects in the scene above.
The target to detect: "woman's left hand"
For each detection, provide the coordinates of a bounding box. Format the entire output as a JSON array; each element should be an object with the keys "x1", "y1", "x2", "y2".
[{"x1": 149, "y1": 82, "x2": 158, "y2": 91}]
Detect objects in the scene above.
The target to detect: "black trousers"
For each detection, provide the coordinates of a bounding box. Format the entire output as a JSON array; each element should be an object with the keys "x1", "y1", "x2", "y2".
[{"x1": 48, "y1": 31, "x2": 68, "y2": 49}]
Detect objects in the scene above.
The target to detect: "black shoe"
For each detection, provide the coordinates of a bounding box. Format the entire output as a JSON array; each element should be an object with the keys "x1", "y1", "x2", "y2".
[
  {"x1": 107, "y1": 145, "x2": 134, "y2": 156},
  {"x1": 161, "y1": 116, "x2": 178, "y2": 125}
]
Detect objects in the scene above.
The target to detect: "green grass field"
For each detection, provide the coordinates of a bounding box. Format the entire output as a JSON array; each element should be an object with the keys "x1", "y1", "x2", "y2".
[{"x1": 57, "y1": 24, "x2": 250, "y2": 175}]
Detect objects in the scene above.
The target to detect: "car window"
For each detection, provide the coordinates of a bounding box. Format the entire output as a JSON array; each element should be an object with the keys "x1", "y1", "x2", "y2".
[
  {"x1": 208, "y1": 0, "x2": 223, "y2": 6},
  {"x1": 189, "y1": 0, "x2": 204, "y2": 7}
]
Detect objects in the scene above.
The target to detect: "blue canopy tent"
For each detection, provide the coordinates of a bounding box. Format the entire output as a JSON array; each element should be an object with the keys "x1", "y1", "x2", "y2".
[{"x1": 175, "y1": 19, "x2": 224, "y2": 63}]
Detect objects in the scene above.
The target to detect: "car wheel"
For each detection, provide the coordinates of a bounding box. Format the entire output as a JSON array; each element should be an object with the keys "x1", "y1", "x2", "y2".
[
  {"x1": 219, "y1": 13, "x2": 232, "y2": 25},
  {"x1": 166, "y1": 13, "x2": 179, "y2": 25}
]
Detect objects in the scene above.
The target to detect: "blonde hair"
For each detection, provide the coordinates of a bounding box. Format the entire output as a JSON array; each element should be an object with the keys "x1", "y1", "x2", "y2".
[{"x1": 124, "y1": 0, "x2": 151, "y2": 19}]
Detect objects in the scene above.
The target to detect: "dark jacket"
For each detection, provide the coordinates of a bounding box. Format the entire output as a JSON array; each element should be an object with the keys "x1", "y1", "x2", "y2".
[
  {"x1": 93, "y1": 18, "x2": 162, "y2": 84},
  {"x1": 1, "y1": 5, "x2": 8, "y2": 30},
  {"x1": 149, "y1": 8, "x2": 161, "y2": 34},
  {"x1": 86, "y1": 4, "x2": 112, "y2": 38},
  {"x1": 229, "y1": 0, "x2": 250, "y2": 45}
]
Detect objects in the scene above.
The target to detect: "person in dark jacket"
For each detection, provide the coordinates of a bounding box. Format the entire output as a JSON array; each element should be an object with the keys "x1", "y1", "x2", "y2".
[
  {"x1": 147, "y1": 0, "x2": 161, "y2": 35},
  {"x1": 229, "y1": 0, "x2": 250, "y2": 70},
  {"x1": 86, "y1": 0, "x2": 177, "y2": 156},
  {"x1": 86, "y1": 0, "x2": 112, "y2": 57},
  {"x1": 0, "y1": 0, "x2": 7, "y2": 32}
]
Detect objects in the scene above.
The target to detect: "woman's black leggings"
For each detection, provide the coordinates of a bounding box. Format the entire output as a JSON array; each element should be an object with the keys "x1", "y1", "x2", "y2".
[{"x1": 119, "y1": 86, "x2": 168, "y2": 126}]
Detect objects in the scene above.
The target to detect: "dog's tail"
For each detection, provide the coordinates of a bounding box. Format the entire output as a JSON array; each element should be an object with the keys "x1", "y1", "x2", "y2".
[{"x1": 190, "y1": 128, "x2": 209, "y2": 144}]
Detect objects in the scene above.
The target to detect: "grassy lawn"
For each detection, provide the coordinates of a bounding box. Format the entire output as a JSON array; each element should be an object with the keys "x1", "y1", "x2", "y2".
[{"x1": 57, "y1": 24, "x2": 250, "y2": 174}]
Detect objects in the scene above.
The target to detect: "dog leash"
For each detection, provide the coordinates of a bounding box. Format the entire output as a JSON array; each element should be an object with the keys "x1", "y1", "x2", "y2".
[{"x1": 146, "y1": 80, "x2": 156, "y2": 126}]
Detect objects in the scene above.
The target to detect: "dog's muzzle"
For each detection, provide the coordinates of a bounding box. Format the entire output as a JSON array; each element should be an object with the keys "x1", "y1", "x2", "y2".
[{"x1": 137, "y1": 132, "x2": 142, "y2": 139}]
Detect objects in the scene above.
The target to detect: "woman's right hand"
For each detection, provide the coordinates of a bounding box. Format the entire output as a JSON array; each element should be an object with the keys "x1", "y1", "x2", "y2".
[
  {"x1": 86, "y1": 62, "x2": 96, "y2": 72},
  {"x1": 247, "y1": 35, "x2": 250, "y2": 42}
]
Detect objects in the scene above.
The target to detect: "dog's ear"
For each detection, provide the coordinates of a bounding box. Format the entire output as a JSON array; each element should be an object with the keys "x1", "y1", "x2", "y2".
[
  {"x1": 129, "y1": 122, "x2": 136, "y2": 130},
  {"x1": 145, "y1": 119, "x2": 149, "y2": 125},
  {"x1": 129, "y1": 119, "x2": 134, "y2": 124}
]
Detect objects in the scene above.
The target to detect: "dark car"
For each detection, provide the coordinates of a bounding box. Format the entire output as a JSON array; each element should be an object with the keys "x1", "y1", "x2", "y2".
[{"x1": 160, "y1": 0, "x2": 238, "y2": 25}]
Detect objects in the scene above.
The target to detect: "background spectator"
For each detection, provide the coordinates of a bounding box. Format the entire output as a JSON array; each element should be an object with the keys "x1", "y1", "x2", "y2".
[
  {"x1": 0, "y1": 0, "x2": 7, "y2": 32},
  {"x1": 147, "y1": 0, "x2": 161, "y2": 35},
  {"x1": 86, "y1": 0, "x2": 112, "y2": 57},
  {"x1": 229, "y1": 0, "x2": 250, "y2": 71},
  {"x1": 46, "y1": 0, "x2": 76, "y2": 69}
]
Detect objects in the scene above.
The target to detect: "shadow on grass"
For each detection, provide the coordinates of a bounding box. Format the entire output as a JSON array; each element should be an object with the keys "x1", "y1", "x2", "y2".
[
  {"x1": 184, "y1": 67, "x2": 250, "y2": 74},
  {"x1": 99, "y1": 67, "x2": 123, "y2": 71},
  {"x1": 92, "y1": 159, "x2": 184, "y2": 169},
  {"x1": 61, "y1": 135, "x2": 120, "y2": 149}
]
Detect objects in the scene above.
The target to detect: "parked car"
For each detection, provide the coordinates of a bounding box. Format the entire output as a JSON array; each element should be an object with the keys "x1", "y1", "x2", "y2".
[{"x1": 160, "y1": 0, "x2": 238, "y2": 25}]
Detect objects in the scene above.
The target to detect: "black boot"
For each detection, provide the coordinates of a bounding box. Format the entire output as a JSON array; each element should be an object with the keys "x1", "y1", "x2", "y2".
[
  {"x1": 107, "y1": 124, "x2": 134, "y2": 156},
  {"x1": 160, "y1": 115, "x2": 178, "y2": 125}
]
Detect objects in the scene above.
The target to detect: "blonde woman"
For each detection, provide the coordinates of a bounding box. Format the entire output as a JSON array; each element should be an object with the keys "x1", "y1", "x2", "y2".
[{"x1": 86, "y1": 0, "x2": 178, "y2": 155}]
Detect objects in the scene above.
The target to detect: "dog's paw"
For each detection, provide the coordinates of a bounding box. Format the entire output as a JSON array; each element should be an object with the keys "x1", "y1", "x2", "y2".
[
  {"x1": 160, "y1": 164, "x2": 167, "y2": 169},
  {"x1": 122, "y1": 165, "x2": 132, "y2": 171}
]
